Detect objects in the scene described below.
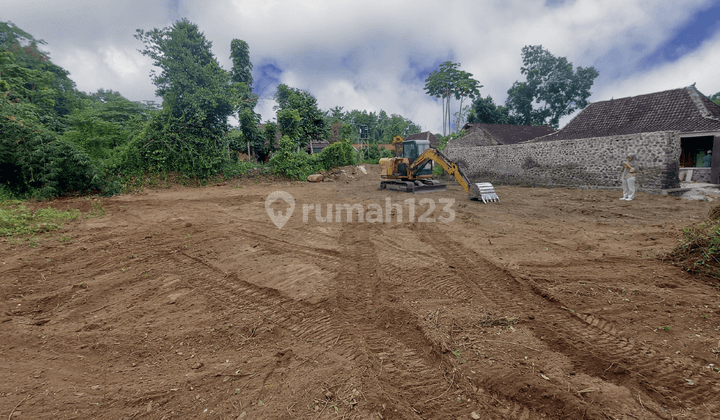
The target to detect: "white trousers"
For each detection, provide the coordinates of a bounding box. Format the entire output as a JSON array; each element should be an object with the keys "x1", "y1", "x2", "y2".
[{"x1": 622, "y1": 176, "x2": 636, "y2": 199}]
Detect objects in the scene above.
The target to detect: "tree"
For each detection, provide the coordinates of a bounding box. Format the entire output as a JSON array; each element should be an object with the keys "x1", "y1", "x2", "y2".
[
  {"x1": 229, "y1": 39, "x2": 261, "y2": 159},
  {"x1": 273, "y1": 84, "x2": 327, "y2": 149},
  {"x1": 324, "y1": 108, "x2": 421, "y2": 143},
  {"x1": 229, "y1": 39, "x2": 253, "y2": 86},
  {"x1": 467, "y1": 95, "x2": 518, "y2": 125},
  {"x1": 424, "y1": 61, "x2": 482, "y2": 136},
  {"x1": 0, "y1": 20, "x2": 84, "y2": 132},
  {"x1": 62, "y1": 89, "x2": 151, "y2": 161},
  {"x1": 135, "y1": 19, "x2": 234, "y2": 132},
  {"x1": 133, "y1": 19, "x2": 236, "y2": 175},
  {"x1": 505, "y1": 45, "x2": 598, "y2": 128},
  {"x1": 262, "y1": 121, "x2": 279, "y2": 156},
  {"x1": 710, "y1": 92, "x2": 720, "y2": 107},
  {"x1": 0, "y1": 50, "x2": 105, "y2": 198},
  {"x1": 378, "y1": 113, "x2": 422, "y2": 143}
]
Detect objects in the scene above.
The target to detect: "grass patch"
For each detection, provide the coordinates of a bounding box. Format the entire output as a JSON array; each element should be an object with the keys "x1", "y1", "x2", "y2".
[
  {"x1": 665, "y1": 205, "x2": 720, "y2": 279},
  {"x1": 119, "y1": 162, "x2": 273, "y2": 193},
  {"x1": 0, "y1": 200, "x2": 79, "y2": 237},
  {"x1": 85, "y1": 199, "x2": 106, "y2": 219}
]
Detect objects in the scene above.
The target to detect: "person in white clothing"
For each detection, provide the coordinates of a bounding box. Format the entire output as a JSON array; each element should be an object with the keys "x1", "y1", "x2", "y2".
[{"x1": 620, "y1": 155, "x2": 636, "y2": 201}]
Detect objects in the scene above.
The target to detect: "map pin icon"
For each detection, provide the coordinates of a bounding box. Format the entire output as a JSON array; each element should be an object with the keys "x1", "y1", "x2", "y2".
[{"x1": 265, "y1": 191, "x2": 295, "y2": 229}]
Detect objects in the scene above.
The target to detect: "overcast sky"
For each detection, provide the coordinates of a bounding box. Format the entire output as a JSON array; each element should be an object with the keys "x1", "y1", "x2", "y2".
[{"x1": 3, "y1": 0, "x2": 720, "y2": 133}]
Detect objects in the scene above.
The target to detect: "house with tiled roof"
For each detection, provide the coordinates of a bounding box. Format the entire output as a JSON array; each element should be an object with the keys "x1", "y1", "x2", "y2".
[
  {"x1": 444, "y1": 85, "x2": 720, "y2": 191},
  {"x1": 447, "y1": 123, "x2": 556, "y2": 148},
  {"x1": 534, "y1": 85, "x2": 720, "y2": 182}
]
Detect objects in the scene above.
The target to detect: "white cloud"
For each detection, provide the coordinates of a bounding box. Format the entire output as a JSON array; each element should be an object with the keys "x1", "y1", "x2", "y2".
[
  {"x1": 3, "y1": 0, "x2": 719, "y2": 132},
  {"x1": 593, "y1": 29, "x2": 720, "y2": 100}
]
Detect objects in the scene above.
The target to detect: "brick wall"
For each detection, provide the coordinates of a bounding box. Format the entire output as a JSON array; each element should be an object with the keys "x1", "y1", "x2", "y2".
[{"x1": 445, "y1": 131, "x2": 681, "y2": 192}]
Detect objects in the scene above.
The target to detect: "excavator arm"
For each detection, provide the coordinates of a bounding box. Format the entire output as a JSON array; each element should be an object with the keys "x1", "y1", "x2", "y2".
[
  {"x1": 408, "y1": 148, "x2": 499, "y2": 202},
  {"x1": 409, "y1": 148, "x2": 474, "y2": 192}
]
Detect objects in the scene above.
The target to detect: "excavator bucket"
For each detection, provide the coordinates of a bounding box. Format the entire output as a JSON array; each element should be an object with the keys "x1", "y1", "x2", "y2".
[{"x1": 469, "y1": 182, "x2": 499, "y2": 203}]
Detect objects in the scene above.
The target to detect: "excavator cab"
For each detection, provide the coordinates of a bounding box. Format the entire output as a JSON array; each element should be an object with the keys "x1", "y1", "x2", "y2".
[{"x1": 403, "y1": 140, "x2": 433, "y2": 176}]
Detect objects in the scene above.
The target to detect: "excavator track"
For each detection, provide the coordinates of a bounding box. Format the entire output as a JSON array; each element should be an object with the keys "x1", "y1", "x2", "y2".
[{"x1": 380, "y1": 179, "x2": 447, "y2": 193}]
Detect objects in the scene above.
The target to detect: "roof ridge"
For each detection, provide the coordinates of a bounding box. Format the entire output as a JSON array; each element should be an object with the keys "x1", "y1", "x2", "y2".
[
  {"x1": 589, "y1": 87, "x2": 686, "y2": 105},
  {"x1": 685, "y1": 85, "x2": 720, "y2": 123},
  {"x1": 685, "y1": 85, "x2": 712, "y2": 118}
]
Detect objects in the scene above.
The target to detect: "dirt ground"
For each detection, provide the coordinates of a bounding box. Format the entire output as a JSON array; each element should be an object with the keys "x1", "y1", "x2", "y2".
[{"x1": 2, "y1": 164, "x2": 720, "y2": 420}]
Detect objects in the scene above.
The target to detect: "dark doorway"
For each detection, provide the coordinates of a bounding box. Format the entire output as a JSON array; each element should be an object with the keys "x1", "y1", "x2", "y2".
[{"x1": 680, "y1": 136, "x2": 714, "y2": 167}]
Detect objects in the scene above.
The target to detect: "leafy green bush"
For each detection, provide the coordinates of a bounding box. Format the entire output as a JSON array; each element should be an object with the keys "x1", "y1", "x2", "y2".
[
  {"x1": 121, "y1": 110, "x2": 229, "y2": 179},
  {"x1": 270, "y1": 137, "x2": 358, "y2": 180},
  {"x1": 269, "y1": 136, "x2": 319, "y2": 180},
  {"x1": 315, "y1": 141, "x2": 356, "y2": 170},
  {"x1": 1, "y1": 104, "x2": 107, "y2": 198}
]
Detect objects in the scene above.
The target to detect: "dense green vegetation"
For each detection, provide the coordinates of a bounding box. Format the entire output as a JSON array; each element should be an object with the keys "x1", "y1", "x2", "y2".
[
  {"x1": 0, "y1": 19, "x2": 424, "y2": 201},
  {"x1": 269, "y1": 136, "x2": 357, "y2": 180},
  {"x1": 324, "y1": 107, "x2": 422, "y2": 145}
]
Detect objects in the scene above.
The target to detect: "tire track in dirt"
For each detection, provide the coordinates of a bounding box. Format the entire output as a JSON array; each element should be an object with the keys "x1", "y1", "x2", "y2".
[
  {"x1": 397, "y1": 224, "x2": 594, "y2": 419},
  {"x1": 364, "y1": 228, "x2": 542, "y2": 420},
  {"x1": 164, "y1": 223, "x2": 514, "y2": 418},
  {"x1": 331, "y1": 224, "x2": 472, "y2": 418},
  {"x1": 154, "y1": 220, "x2": 650, "y2": 419},
  {"x1": 418, "y1": 224, "x2": 720, "y2": 419}
]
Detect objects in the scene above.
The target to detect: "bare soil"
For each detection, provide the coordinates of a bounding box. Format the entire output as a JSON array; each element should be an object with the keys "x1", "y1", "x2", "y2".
[{"x1": 2, "y1": 165, "x2": 720, "y2": 419}]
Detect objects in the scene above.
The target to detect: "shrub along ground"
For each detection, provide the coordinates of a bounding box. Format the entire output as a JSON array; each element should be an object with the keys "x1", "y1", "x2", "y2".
[{"x1": 665, "y1": 204, "x2": 720, "y2": 280}]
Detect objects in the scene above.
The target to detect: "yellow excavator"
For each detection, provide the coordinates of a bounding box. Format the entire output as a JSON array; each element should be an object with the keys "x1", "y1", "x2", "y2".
[{"x1": 379, "y1": 139, "x2": 499, "y2": 202}]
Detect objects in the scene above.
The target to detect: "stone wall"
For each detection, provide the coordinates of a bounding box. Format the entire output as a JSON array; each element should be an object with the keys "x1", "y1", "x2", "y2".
[
  {"x1": 679, "y1": 167, "x2": 711, "y2": 182},
  {"x1": 445, "y1": 131, "x2": 681, "y2": 192}
]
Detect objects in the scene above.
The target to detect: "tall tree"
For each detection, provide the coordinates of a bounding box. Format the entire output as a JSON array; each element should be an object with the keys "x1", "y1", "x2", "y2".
[
  {"x1": 505, "y1": 45, "x2": 598, "y2": 128},
  {"x1": 273, "y1": 84, "x2": 327, "y2": 149},
  {"x1": 229, "y1": 39, "x2": 260, "y2": 158},
  {"x1": 424, "y1": 61, "x2": 482, "y2": 136},
  {"x1": 133, "y1": 18, "x2": 236, "y2": 176},
  {"x1": 229, "y1": 39, "x2": 253, "y2": 86}
]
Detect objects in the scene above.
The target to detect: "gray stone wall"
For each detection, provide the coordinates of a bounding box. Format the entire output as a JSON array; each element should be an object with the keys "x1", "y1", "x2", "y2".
[
  {"x1": 445, "y1": 131, "x2": 681, "y2": 192},
  {"x1": 679, "y1": 168, "x2": 711, "y2": 182}
]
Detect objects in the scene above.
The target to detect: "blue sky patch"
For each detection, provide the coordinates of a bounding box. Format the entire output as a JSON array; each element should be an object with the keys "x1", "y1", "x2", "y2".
[
  {"x1": 255, "y1": 62, "x2": 283, "y2": 98},
  {"x1": 639, "y1": 2, "x2": 720, "y2": 70}
]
